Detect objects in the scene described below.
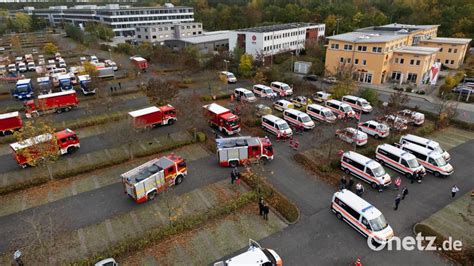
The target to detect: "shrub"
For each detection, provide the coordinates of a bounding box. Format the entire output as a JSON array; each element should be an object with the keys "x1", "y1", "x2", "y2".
[
  {"x1": 196, "y1": 132, "x2": 206, "y2": 142},
  {"x1": 415, "y1": 122, "x2": 436, "y2": 136},
  {"x1": 360, "y1": 88, "x2": 379, "y2": 105},
  {"x1": 406, "y1": 87, "x2": 413, "y2": 93}
]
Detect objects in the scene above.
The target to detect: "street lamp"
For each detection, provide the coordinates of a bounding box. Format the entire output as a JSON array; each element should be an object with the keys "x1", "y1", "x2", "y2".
[
  {"x1": 224, "y1": 59, "x2": 229, "y2": 72},
  {"x1": 290, "y1": 51, "x2": 294, "y2": 72}
]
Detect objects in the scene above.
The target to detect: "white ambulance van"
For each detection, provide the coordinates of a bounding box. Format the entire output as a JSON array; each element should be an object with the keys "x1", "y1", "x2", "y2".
[
  {"x1": 342, "y1": 95, "x2": 373, "y2": 113},
  {"x1": 306, "y1": 104, "x2": 337, "y2": 123},
  {"x1": 358, "y1": 120, "x2": 390, "y2": 139},
  {"x1": 270, "y1": 81, "x2": 293, "y2": 96},
  {"x1": 399, "y1": 134, "x2": 451, "y2": 162},
  {"x1": 325, "y1": 99, "x2": 356, "y2": 119},
  {"x1": 375, "y1": 144, "x2": 426, "y2": 179},
  {"x1": 261, "y1": 114, "x2": 292, "y2": 137},
  {"x1": 399, "y1": 142, "x2": 454, "y2": 177},
  {"x1": 283, "y1": 109, "x2": 315, "y2": 130},
  {"x1": 341, "y1": 151, "x2": 391, "y2": 190}
]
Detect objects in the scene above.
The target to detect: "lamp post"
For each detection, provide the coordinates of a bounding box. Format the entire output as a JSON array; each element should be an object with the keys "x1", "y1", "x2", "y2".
[
  {"x1": 290, "y1": 51, "x2": 294, "y2": 72},
  {"x1": 224, "y1": 59, "x2": 229, "y2": 72}
]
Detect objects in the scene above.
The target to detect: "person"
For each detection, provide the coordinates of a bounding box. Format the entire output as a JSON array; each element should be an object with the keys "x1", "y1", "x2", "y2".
[
  {"x1": 394, "y1": 194, "x2": 401, "y2": 210},
  {"x1": 347, "y1": 177, "x2": 354, "y2": 191},
  {"x1": 258, "y1": 197, "x2": 264, "y2": 216},
  {"x1": 263, "y1": 203, "x2": 269, "y2": 220},
  {"x1": 401, "y1": 186, "x2": 408, "y2": 200},
  {"x1": 340, "y1": 176, "x2": 347, "y2": 190},
  {"x1": 110, "y1": 86, "x2": 113, "y2": 92},
  {"x1": 451, "y1": 185, "x2": 459, "y2": 198},
  {"x1": 355, "y1": 183, "x2": 364, "y2": 196},
  {"x1": 394, "y1": 177, "x2": 401, "y2": 190},
  {"x1": 230, "y1": 168, "x2": 237, "y2": 184},
  {"x1": 236, "y1": 174, "x2": 241, "y2": 185},
  {"x1": 354, "y1": 257, "x2": 362, "y2": 266},
  {"x1": 118, "y1": 82, "x2": 122, "y2": 89},
  {"x1": 13, "y1": 250, "x2": 23, "y2": 266}
]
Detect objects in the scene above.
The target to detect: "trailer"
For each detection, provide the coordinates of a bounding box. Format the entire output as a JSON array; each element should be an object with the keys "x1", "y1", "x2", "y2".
[
  {"x1": 128, "y1": 105, "x2": 176, "y2": 129},
  {"x1": 24, "y1": 90, "x2": 79, "y2": 118},
  {"x1": 121, "y1": 154, "x2": 187, "y2": 203},
  {"x1": 96, "y1": 67, "x2": 115, "y2": 78},
  {"x1": 216, "y1": 136, "x2": 273, "y2": 167},
  {"x1": 13, "y1": 79, "x2": 34, "y2": 100},
  {"x1": 0, "y1": 111, "x2": 22, "y2": 136},
  {"x1": 130, "y1": 56, "x2": 148, "y2": 71},
  {"x1": 203, "y1": 103, "x2": 241, "y2": 135},
  {"x1": 37, "y1": 76, "x2": 52, "y2": 95},
  {"x1": 10, "y1": 128, "x2": 80, "y2": 168}
]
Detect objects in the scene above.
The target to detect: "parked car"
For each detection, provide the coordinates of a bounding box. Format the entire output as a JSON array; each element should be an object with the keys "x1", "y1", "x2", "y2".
[
  {"x1": 397, "y1": 109, "x2": 425, "y2": 126},
  {"x1": 335, "y1": 127, "x2": 368, "y2": 146},
  {"x1": 323, "y1": 76, "x2": 337, "y2": 84},
  {"x1": 219, "y1": 71, "x2": 237, "y2": 83},
  {"x1": 95, "y1": 258, "x2": 118, "y2": 266},
  {"x1": 303, "y1": 74, "x2": 318, "y2": 81},
  {"x1": 452, "y1": 86, "x2": 473, "y2": 95},
  {"x1": 255, "y1": 104, "x2": 272, "y2": 117},
  {"x1": 312, "y1": 91, "x2": 332, "y2": 103},
  {"x1": 290, "y1": 96, "x2": 312, "y2": 108},
  {"x1": 377, "y1": 115, "x2": 408, "y2": 131},
  {"x1": 273, "y1": 99, "x2": 294, "y2": 112}
]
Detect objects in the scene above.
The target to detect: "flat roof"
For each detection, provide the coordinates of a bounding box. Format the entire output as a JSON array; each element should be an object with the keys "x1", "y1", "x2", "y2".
[
  {"x1": 377, "y1": 23, "x2": 439, "y2": 30},
  {"x1": 10, "y1": 133, "x2": 52, "y2": 151},
  {"x1": 38, "y1": 90, "x2": 76, "y2": 99},
  {"x1": 394, "y1": 46, "x2": 439, "y2": 55},
  {"x1": 181, "y1": 31, "x2": 229, "y2": 44},
  {"x1": 327, "y1": 31, "x2": 405, "y2": 43},
  {"x1": 128, "y1": 106, "x2": 160, "y2": 118},
  {"x1": 236, "y1": 23, "x2": 323, "y2": 33},
  {"x1": 419, "y1": 37, "x2": 472, "y2": 45},
  {"x1": 0, "y1": 111, "x2": 19, "y2": 120}
]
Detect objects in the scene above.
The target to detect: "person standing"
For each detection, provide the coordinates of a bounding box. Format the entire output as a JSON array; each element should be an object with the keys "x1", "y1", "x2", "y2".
[
  {"x1": 263, "y1": 203, "x2": 269, "y2": 220},
  {"x1": 118, "y1": 82, "x2": 122, "y2": 89},
  {"x1": 258, "y1": 197, "x2": 264, "y2": 216},
  {"x1": 401, "y1": 186, "x2": 408, "y2": 200},
  {"x1": 355, "y1": 183, "x2": 364, "y2": 197},
  {"x1": 451, "y1": 185, "x2": 460, "y2": 198},
  {"x1": 347, "y1": 177, "x2": 354, "y2": 191},
  {"x1": 340, "y1": 176, "x2": 347, "y2": 190},
  {"x1": 230, "y1": 168, "x2": 236, "y2": 184},
  {"x1": 394, "y1": 194, "x2": 401, "y2": 210},
  {"x1": 394, "y1": 177, "x2": 401, "y2": 190}
]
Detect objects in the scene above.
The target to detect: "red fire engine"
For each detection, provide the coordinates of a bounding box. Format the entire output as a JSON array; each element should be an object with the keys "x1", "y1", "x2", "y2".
[
  {"x1": 216, "y1": 136, "x2": 274, "y2": 167},
  {"x1": 130, "y1": 56, "x2": 148, "y2": 71},
  {"x1": 10, "y1": 128, "x2": 80, "y2": 168},
  {"x1": 0, "y1": 111, "x2": 22, "y2": 136},
  {"x1": 128, "y1": 105, "x2": 177, "y2": 129},
  {"x1": 121, "y1": 154, "x2": 187, "y2": 203},
  {"x1": 203, "y1": 103, "x2": 241, "y2": 135},
  {"x1": 25, "y1": 90, "x2": 79, "y2": 118}
]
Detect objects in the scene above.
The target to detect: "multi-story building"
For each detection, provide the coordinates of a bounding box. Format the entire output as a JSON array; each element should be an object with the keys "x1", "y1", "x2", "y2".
[
  {"x1": 20, "y1": 3, "x2": 194, "y2": 38},
  {"x1": 134, "y1": 22, "x2": 203, "y2": 44},
  {"x1": 228, "y1": 23, "x2": 325, "y2": 58},
  {"x1": 325, "y1": 23, "x2": 471, "y2": 85},
  {"x1": 418, "y1": 38, "x2": 471, "y2": 69}
]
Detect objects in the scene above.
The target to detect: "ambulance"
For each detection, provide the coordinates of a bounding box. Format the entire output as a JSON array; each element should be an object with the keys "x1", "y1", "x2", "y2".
[
  {"x1": 341, "y1": 95, "x2": 373, "y2": 113},
  {"x1": 398, "y1": 142, "x2": 454, "y2": 177},
  {"x1": 399, "y1": 134, "x2": 451, "y2": 162},
  {"x1": 325, "y1": 99, "x2": 356, "y2": 119},
  {"x1": 358, "y1": 120, "x2": 390, "y2": 139},
  {"x1": 375, "y1": 144, "x2": 426, "y2": 179},
  {"x1": 340, "y1": 151, "x2": 391, "y2": 190},
  {"x1": 282, "y1": 109, "x2": 315, "y2": 130},
  {"x1": 306, "y1": 104, "x2": 337, "y2": 123},
  {"x1": 261, "y1": 115, "x2": 292, "y2": 137}
]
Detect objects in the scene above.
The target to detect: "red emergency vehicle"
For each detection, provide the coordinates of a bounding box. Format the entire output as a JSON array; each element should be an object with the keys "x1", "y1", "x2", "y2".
[
  {"x1": 203, "y1": 103, "x2": 241, "y2": 135},
  {"x1": 121, "y1": 154, "x2": 187, "y2": 203},
  {"x1": 128, "y1": 105, "x2": 177, "y2": 129},
  {"x1": 25, "y1": 91, "x2": 79, "y2": 118},
  {"x1": 0, "y1": 111, "x2": 22, "y2": 136},
  {"x1": 130, "y1": 56, "x2": 148, "y2": 71},
  {"x1": 216, "y1": 136, "x2": 274, "y2": 167},
  {"x1": 10, "y1": 128, "x2": 80, "y2": 168}
]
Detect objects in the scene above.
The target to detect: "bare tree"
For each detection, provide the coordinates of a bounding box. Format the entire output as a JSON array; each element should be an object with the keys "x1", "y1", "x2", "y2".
[
  {"x1": 377, "y1": 90, "x2": 411, "y2": 117},
  {"x1": 101, "y1": 118, "x2": 144, "y2": 160},
  {"x1": 174, "y1": 89, "x2": 206, "y2": 140},
  {"x1": 160, "y1": 190, "x2": 183, "y2": 226},
  {"x1": 142, "y1": 78, "x2": 179, "y2": 106},
  {"x1": 436, "y1": 95, "x2": 458, "y2": 128}
]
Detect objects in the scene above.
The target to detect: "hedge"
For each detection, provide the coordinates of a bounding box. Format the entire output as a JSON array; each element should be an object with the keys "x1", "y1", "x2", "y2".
[{"x1": 74, "y1": 191, "x2": 258, "y2": 265}]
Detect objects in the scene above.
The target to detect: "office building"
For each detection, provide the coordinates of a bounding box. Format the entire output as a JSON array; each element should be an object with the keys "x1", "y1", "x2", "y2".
[
  {"x1": 134, "y1": 22, "x2": 203, "y2": 44},
  {"x1": 164, "y1": 31, "x2": 230, "y2": 53}
]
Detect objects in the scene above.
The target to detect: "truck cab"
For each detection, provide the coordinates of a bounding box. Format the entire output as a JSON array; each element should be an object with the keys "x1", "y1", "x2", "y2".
[
  {"x1": 27, "y1": 61, "x2": 36, "y2": 72},
  {"x1": 18, "y1": 62, "x2": 27, "y2": 73},
  {"x1": 37, "y1": 76, "x2": 52, "y2": 95},
  {"x1": 203, "y1": 103, "x2": 241, "y2": 135},
  {"x1": 78, "y1": 75, "x2": 95, "y2": 95},
  {"x1": 58, "y1": 74, "x2": 72, "y2": 91},
  {"x1": 14, "y1": 79, "x2": 34, "y2": 100}
]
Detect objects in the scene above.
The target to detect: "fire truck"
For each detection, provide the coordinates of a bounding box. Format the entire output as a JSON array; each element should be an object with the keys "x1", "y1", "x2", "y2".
[
  {"x1": 128, "y1": 105, "x2": 177, "y2": 129},
  {"x1": 0, "y1": 111, "x2": 22, "y2": 136},
  {"x1": 9, "y1": 128, "x2": 80, "y2": 168},
  {"x1": 216, "y1": 136, "x2": 274, "y2": 167},
  {"x1": 203, "y1": 103, "x2": 241, "y2": 135},
  {"x1": 214, "y1": 239, "x2": 282, "y2": 266},
  {"x1": 25, "y1": 90, "x2": 79, "y2": 118},
  {"x1": 130, "y1": 56, "x2": 148, "y2": 71},
  {"x1": 121, "y1": 154, "x2": 187, "y2": 203}
]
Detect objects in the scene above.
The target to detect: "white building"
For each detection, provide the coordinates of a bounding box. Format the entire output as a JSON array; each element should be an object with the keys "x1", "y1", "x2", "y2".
[
  {"x1": 228, "y1": 23, "x2": 325, "y2": 58},
  {"x1": 135, "y1": 22, "x2": 203, "y2": 44}
]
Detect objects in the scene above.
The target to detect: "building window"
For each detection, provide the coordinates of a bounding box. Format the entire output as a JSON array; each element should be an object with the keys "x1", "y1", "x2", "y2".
[
  {"x1": 407, "y1": 73, "x2": 417, "y2": 82},
  {"x1": 395, "y1": 58, "x2": 399, "y2": 64},
  {"x1": 340, "y1": 57, "x2": 344, "y2": 63},
  {"x1": 354, "y1": 59, "x2": 359, "y2": 65},
  {"x1": 152, "y1": 35, "x2": 156, "y2": 39},
  {"x1": 410, "y1": 59, "x2": 415, "y2": 65},
  {"x1": 451, "y1": 60, "x2": 454, "y2": 64},
  {"x1": 454, "y1": 49, "x2": 458, "y2": 53},
  {"x1": 372, "y1": 47, "x2": 382, "y2": 53},
  {"x1": 145, "y1": 36, "x2": 149, "y2": 39},
  {"x1": 445, "y1": 60, "x2": 449, "y2": 64},
  {"x1": 347, "y1": 58, "x2": 351, "y2": 64},
  {"x1": 448, "y1": 48, "x2": 452, "y2": 53},
  {"x1": 344, "y1": 44, "x2": 353, "y2": 50},
  {"x1": 416, "y1": 60, "x2": 420, "y2": 65},
  {"x1": 358, "y1": 46, "x2": 367, "y2": 51},
  {"x1": 436, "y1": 59, "x2": 440, "y2": 62},
  {"x1": 400, "y1": 58, "x2": 404, "y2": 64},
  {"x1": 439, "y1": 48, "x2": 443, "y2": 52},
  {"x1": 137, "y1": 35, "x2": 141, "y2": 38},
  {"x1": 362, "y1": 60, "x2": 367, "y2": 65},
  {"x1": 331, "y1": 43, "x2": 339, "y2": 49}
]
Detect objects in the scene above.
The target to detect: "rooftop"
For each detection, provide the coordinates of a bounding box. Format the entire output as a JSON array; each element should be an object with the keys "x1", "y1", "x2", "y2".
[
  {"x1": 419, "y1": 37, "x2": 472, "y2": 45},
  {"x1": 181, "y1": 31, "x2": 229, "y2": 44},
  {"x1": 236, "y1": 23, "x2": 322, "y2": 33},
  {"x1": 377, "y1": 23, "x2": 439, "y2": 30},
  {"x1": 327, "y1": 31, "x2": 405, "y2": 43},
  {"x1": 394, "y1": 46, "x2": 440, "y2": 55}
]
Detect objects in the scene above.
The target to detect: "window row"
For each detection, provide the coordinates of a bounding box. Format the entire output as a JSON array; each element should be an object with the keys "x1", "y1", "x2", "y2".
[
  {"x1": 264, "y1": 30, "x2": 306, "y2": 41},
  {"x1": 339, "y1": 57, "x2": 367, "y2": 65},
  {"x1": 263, "y1": 40, "x2": 304, "y2": 51}
]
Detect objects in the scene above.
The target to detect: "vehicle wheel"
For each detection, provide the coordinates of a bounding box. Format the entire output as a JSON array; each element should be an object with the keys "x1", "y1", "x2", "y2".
[
  {"x1": 56, "y1": 108, "x2": 62, "y2": 114},
  {"x1": 259, "y1": 157, "x2": 268, "y2": 165},
  {"x1": 434, "y1": 171, "x2": 441, "y2": 177},
  {"x1": 147, "y1": 191, "x2": 157, "y2": 201},
  {"x1": 168, "y1": 119, "x2": 175, "y2": 125},
  {"x1": 229, "y1": 160, "x2": 238, "y2": 168},
  {"x1": 344, "y1": 168, "x2": 350, "y2": 175},
  {"x1": 405, "y1": 173, "x2": 412, "y2": 179},
  {"x1": 336, "y1": 212, "x2": 343, "y2": 220},
  {"x1": 371, "y1": 182, "x2": 379, "y2": 189},
  {"x1": 175, "y1": 175, "x2": 183, "y2": 185},
  {"x1": 67, "y1": 146, "x2": 77, "y2": 154},
  {"x1": 374, "y1": 134, "x2": 379, "y2": 139}
]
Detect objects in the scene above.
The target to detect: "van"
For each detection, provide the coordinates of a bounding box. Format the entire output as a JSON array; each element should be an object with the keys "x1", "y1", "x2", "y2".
[
  {"x1": 50, "y1": 68, "x2": 67, "y2": 76},
  {"x1": 341, "y1": 151, "x2": 391, "y2": 190},
  {"x1": 253, "y1": 84, "x2": 277, "y2": 98},
  {"x1": 58, "y1": 59, "x2": 67, "y2": 68},
  {"x1": 312, "y1": 91, "x2": 332, "y2": 103},
  {"x1": 48, "y1": 59, "x2": 56, "y2": 66},
  {"x1": 273, "y1": 100, "x2": 294, "y2": 112},
  {"x1": 342, "y1": 95, "x2": 373, "y2": 113},
  {"x1": 270, "y1": 81, "x2": 293, "y2": 96},
  {"x1": 261, "y1": 115, "x2": 292, "y2": 137},
  {"x1": 283, "y1": 109, "x2": 315, "y2": 130},
  {"x1": 325, "y1": 99, "x2": 355, "y2": 119},
  {"x1": 331, "y1": 189, "x2": 394, "y2": 244},
  {"x1": 8, "y1": 64, "x2": 17, "y2": 73},
  {"x1": 90, "y1": 55, "x2": 99, "y2": 64},
  {"x1": 15, "y1": 57, "x2": 23, "y2": 64},
  {"x1": 358, "y1": 120, "x2": 390, "y2": 139},
  {"x1": 375, "y1": 144, "x2": 425, "y2": 179},
  {"x1": 306, "y1": 104, "x2": 337, "y2": 123},
  {"x1": 399, "y1": 142, "x2": 454, "y2": 177},
  {"x1": 399, "y1": 134, "x2": 450, "y2": 162},
  {"x1": 219, "y1": 71, "x2": 237, "y2": 83},
  {"x1": 18, "y1": 63, "x2": 27, "y2": 72},
  {"x1": 234, "y1": 88, "x2": 257, "y2": 102},
  {"x1": 27, "y1": 62, "x2": 36, "y2": 71}
]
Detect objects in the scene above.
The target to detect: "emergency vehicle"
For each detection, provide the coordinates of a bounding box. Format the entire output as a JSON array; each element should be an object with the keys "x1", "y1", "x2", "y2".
[
  {"x1": 375, "y1": 144, "x2": 425, "y2": 179},
  {"x1": 358, "y1": 120, "x2": 390, "y2": 139},
  {"x1": 219, "y1": 71, "x2": 237, "y2": 83},
  {"x1": 203, "y1": 103, "x2": 241, "y2": 135},
  {"x1": 270, "y1": 81, "x2": 293, "y2": 96},
  {"x1": 234, "y1": 88, "x2": 257, "y2": 102},
  {"x1": 283, "y1": 109, "x2": 315, "y2": 130},
  {"x1": 341, "y1": 95, "x2": 373, "y2": 113},
  {"x1": 25, "y1": 90, "x2": 79, "y2": 118},
  {"x1": 216, "y1": 136, "x2": 274, "y2": 167},
  {"x1": 331, "y1": 189, "x2": 394, "y2": 244},
  {"x1": 253, "y1": 84, "x2": 277, "y2": 98},
  {"x1": 261, "y1": 115, "x2": 292, "y2": 137},
  {"x1": 214, "y1": 239, "x2": 282, "y2": 266},
  {"x1": 325, "y1": 99, "x2": 356, "y2": 119},
  {"x1": 335, "y1": 127, "x2": 367, "y2": 146},
  {"x1": 398, "y1": 142, "x2": 454, "y2": 177},
  {"x1": 10, "y1": 128, "x2": 80, "y2": 168},
  {"x1": 397, "y1": 109, "x2": 425, "y2": 126},
  {"x1": 0, "y1": 111, "x2": 22, "y2": 136},
  {"x1": 341, "y1": 151, "x2": 392, "y2": 190},
  {"x1": 289, "y1": 96, "x2": 312, "y2": 108},
  {"x1": 399, "y1": 134, "x2": 450, "y2": 162},
  {"x1": 377, "y1": 115, "x2": 408, "y2": 131},
  {"x1": 273, "y1": 100, "x2": 294, "y2": 112},
  {"x1": 128, "y1": 105, "x2": 176, "y2": 129},
  {"x1": 306, "y1": 104, "x2": 337, "y2": 123},
  {"x1": 121, "y1": 154, "x2": 187, "y2": 203}
]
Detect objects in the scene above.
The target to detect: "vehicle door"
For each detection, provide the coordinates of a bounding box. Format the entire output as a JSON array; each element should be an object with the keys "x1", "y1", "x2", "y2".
[{"x1": 164, "y1": 165, "x2": 176, "y2": 186}]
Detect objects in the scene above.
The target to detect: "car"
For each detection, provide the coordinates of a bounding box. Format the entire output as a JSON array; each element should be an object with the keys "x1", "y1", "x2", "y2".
[
  {"x1": 377, "y1": 115, "x2": 408, "y2": 131},
  {"x1": 273, "y1": 99, "x2": 294, "y2": 112},
  {"x1": 452, "y1": 86, "x2": 473, "y2": 95},
  {"x1": 303, "y1": 74, "x2": 318, "y2": 81},
  {"x1": 312, "y1": 91, "x2": 332, "y2": 103},
  {"x1": 397, "y1": 109, "x2": 425, "y2": 126},
  {"x1": 219, "y1": 71, "x2": 237, "y2": 83},
  {"x1": 95, "y1": 258, "x2": 118, "y2": 266},
  {"x1": 290, "y1": 96, "x2": 312, "y2": 108},
  {"x1": 335, "y1": 127, "x2": 368, "y2": 146},
  {"x1": 358, "y1": 120, "x2": 390, "y2": 139},
  {"x1": 255, "y1": 104, "x2": 272, "y2": 117},
  {"x1": 90, "y1": 55, "x2": 99, "y2": 64},
  {"x1": 32, "y1": 48, "x2": 38, "y2": 54},
  {"x1": 323, "y1": 76, "x2": 337, "y2": 84}
]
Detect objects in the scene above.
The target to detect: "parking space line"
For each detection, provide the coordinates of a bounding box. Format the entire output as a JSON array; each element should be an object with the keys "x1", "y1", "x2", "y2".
[
  {"x1": 21, "y1": 194, "x2": 27, "y2": 211},
  {"x1": 71, "y1": 181, "x2": 77, "y2": 196},
  {"x1": 105, "y1": 220, "x2": 116, "y2": 243}
]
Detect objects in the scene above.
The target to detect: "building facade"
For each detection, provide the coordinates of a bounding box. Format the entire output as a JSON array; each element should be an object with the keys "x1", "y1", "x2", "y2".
[
  {"x1": 325, "y1": 23, "x2": 471, "y2": 85},
  {"x1": 135, "y1": 22, "x2": 203, "y2": 44},
  {"x1": 228, "y1": 23, "x2": 325, "y2": 58},
  {"x1": 418, "y1": 38, "x2": 471, "y2": 69},
  {"x1": 164, "y1": 31, "x2": 229, "y2": 54}
]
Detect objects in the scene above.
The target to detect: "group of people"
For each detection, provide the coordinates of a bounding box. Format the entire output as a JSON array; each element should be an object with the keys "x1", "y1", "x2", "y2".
[
  {"x1": 339, "y1": 176, "x2": 365, "y2": 197},
  {"x1": 109, "y1": 82, "x2": 122, "y2": 92}
]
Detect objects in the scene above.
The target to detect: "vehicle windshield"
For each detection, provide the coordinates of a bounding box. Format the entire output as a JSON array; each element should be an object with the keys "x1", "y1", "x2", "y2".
[
  {"x1": 434, "y1": 156, "x2": 447, "y2": 167},
  {"x1": 17, "y1": 85, "x2": 29, "y2": 93},
  {"x1": 369, "y1": 215, "x2": 389, "y2": 231},
  {"x1": 361, "y1": 101, "x2": 370, "y2": 107},
  {"x1": 226, "y1": 118, "x2": 240, "y2": 127},
  {"x1": 433, "y1": 145, "x2": 444, "y2": 154},
  {"x1": 282, "y1": 85, "x2": 291, "y2": 91},
  {"x1": 244, "y1": 92, "x2": 255, "y2": 98},
  {"x1": 342, "y1": 105, "x2": 353, "y2": 112},
  {"x1": 377, "y1": 124, "x2": 389, "y2": 131},
  {"x1": 407, "y1": 158, "x2": 419, "y2": 168},
  {"x1": 278, "y1": 123, "x2": 290, "y2": 130},
  {"x1": 264, "y1": 88, "x2": 273, "y2": 94},
  {"x1": 372, "y1": 166, "x2": 386, "y2": 177},
  {"x1": 61, "y1": 79, "x2": 71, "y2": 85},
  {"x1": 301, "y1": 115, "x2": 311, "y2": 123},
  {"x1": 228, "y1": 73, "x2": 235, "y2": 79},
  {"x1": 324, "y1": 111, "x2": 335, "y2": 118}
]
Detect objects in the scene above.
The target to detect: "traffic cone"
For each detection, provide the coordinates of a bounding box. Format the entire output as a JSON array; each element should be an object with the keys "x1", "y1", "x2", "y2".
[
  {"x1": 355, "y1": 257, "x2": 362, "y2": 266},
  {"x1": 289, "y1": 136, "x2": 293, "y2": 148},
  {"x1": 293, "y1": 139, "x2": 299, "y2": 150}
]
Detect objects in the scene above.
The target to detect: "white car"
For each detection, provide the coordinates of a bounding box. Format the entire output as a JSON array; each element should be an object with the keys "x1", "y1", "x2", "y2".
[
  {"x1": 273, "y1": 100, "x2": 294, "y2": 112},
  {"x1": 358, "y1": 120, "x2": 390, "y2": 139},
  {"x1": 312, "y1": 91, "x2": 332, "y2": 103},
  {"x1": 336, "y1": 127, "x2": 368, "y2": 146},
  {"x1": 397, "y1": 109, "x2": 425, "y2": 126}
]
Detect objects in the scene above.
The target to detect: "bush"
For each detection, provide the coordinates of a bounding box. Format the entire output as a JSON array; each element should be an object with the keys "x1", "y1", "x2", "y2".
[
  {"x1": 406, "y1": 87, "x2": 413, "y2": 93},
  {"x1": 415, "y1": 122, "x2": 436, "y2": 136},
  {"x1": 360, "y1": 88, "x2": 379, "y2": 105},
  {"x1": 196, "y1": 132, "x2": 206, "y2": 142}
]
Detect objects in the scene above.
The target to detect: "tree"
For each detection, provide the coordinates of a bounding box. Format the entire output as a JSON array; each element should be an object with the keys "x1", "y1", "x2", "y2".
[
  {"x1": 82, "y1": 61, "x2": 97, "y2": 77},
  {"x1": 174, "y1": 89, "x2": 206, "y2": 140},
  {"x1": 436, "y1": 95, "x2": 458, "y2": 128},
  {"x1": 65, "y1": 24, "x2": 85, "y2": 44},
  {"x1": 253, "y1": 68, "x2": 267, "y2": 84},
  {"x1": 43, "y1": 43, "x2": 58, "y2": 55},
  {"x1": 10, "y1": 34, "x2": 22, "y2": 54},
  {"x1": 14, "y1": 13, "x2": 32, "y2": 32},
  {"x1": 136, "y1": 42, "x2": 153, "y2": 60},
  {"x1": 238, "y1": 53, "x2": 253, "y2": 77},
  {"x1": 360, "y1": 88, "x2": 379, "y2": 106},
  {"x1": 102, "y1": 119, "x2": 144, "y2": 160},
  {"x1": 142, "y1": 78, "x2": 179, "y2": 106}
]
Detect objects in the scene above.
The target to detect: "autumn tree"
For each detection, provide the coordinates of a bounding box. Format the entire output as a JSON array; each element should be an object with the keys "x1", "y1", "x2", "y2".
[
  {"x1": 253, "y1": 68, "x2": 267, "y2": 84},
  {"x1": 14, "y1": 13, "x2": 32, "y2": 32},
  {"x1": 238, "y1": 53, "x2": 253, "y2": 77},
  {"x1": 142, "y1": 78, "x2": 179, "y2": 106},
  {"x1": 10, "y1": 34, "x2": 22, "y2": 54},
  {"x1": 384, "y1": 90, "x2": 410, "y2": 115},
  {"x1": 43, "y1": 43, "x2": 59, "y2": 55},
  {"x1": 174, "y1": 89, "x2": 206, "y2": 140},
  {"x1": 436, "y1": 95, "x2": 458, "y2": 128}
]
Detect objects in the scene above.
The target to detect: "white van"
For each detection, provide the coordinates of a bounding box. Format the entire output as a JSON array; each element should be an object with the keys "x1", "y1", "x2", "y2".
[
  {"x1": 273, "y1": 99, "x2": 294, "y2": 112},
  {"x1": 90, "y1": 55, "x2": 99, "y2": 64},
  {"x1": 399, "y1": 134, "x2": 450, "y2": 162},
  {"x1": 27, "y1": 61, "x2": 36, "y2": 71},
  {"x1": 283, "y1": 109, "x2": 315, "y2": 130},
  {"x1": 253, "y1": 84, "x2": 277, "y2": 98},
  {"x1": 18, "y1": 62, "x2": 27, "y2": 72},
  {"x1": 399, "y1": 142, "x2": 454, "y2": 177},
  {"x1": 306, "y1": 104, "x2": 337, "y2": 123},
  {"x1": 234, "y1": 88, "x2": 257, "y2": 102},
  {"x1": 270, "y1": 81, "x2": 293, "y2": 96},
  {"x1": 50, "y1": 68, "x2": 67, "y2": 76},
  {"x1": 219, "y1": 71, "x2": 237, "y2": 83},
  {"x1": 331, "y1": 189, "x2": 394, "y2": 244},
  {"x1": 375, "y1": 144, "x2": 426, "y2": 179},
  {"x1": 342, "y1": 95, "x2": 373, "y2": 113},
  {"x1": 8, "y1": 64, "x2": 16, "y2": 73},
  {"x1": 58, "y1": 59, "x2": 67, "y2": 68},
  {"x1": 341, "y1": 151, "x2": 391, "y2": 190},
  {"x1": 325, "y1": 99, "x2": 356, "y2": 119},
  {"x1": 358, "y1": 120, "x2": 390, "y2": 139},
  {"x1": 261, "y1": 115, "x2": 292, "y2": 137}
]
